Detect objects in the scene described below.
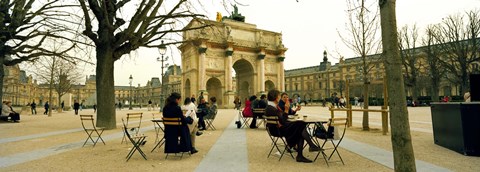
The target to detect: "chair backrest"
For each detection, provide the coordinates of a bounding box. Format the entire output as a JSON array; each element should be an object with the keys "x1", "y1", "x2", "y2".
[
  {"x1": 162, "y1": 117, "x2": 182, "y2": 126},
  {"x1": 265, "y1": 116, "x2": 282, "y2": 137},
  {"x1": 253, "y1": 108, "x2": 265, "y2": 117},
  {"x1": 126, "y1": 113, "x2": 143, "y2": 129},
  {"x1": 80, "y1": 115, "x2": 96, "y2": 130},
  {"x1": 122, "y1": 119, "x2": 135, "y2": 143},
  {"x1": 152, "y1": 113, "x2": 162, "y2": 120},
  {"x1": 329, "y1": 118, "x2": 348, "y2": 140}
]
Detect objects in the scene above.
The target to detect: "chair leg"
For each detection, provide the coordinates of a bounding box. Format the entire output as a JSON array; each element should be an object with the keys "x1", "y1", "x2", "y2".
[
  {"x1": 151, "y1": 136, "x2": 165, "y2": 152},
  {"x1": 83, "y1": 130, "x2": 95, "y2": 147}
]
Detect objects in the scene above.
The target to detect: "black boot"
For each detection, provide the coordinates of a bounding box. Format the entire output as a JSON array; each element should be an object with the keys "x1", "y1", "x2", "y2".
[
  {"x1": 296, "y1": 156, "x2": 313, "y2": 163},
  {"x1": 191, "y1": 147, "x2": 198, "y2": 154}
]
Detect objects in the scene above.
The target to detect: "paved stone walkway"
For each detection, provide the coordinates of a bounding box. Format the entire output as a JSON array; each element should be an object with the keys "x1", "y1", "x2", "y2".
[
  {"x1": 0, "y1": 114, "x2": 451, "y2": 171},
  {"x1": 195, "y1": 118, "x2": 248, "y2": 172}
]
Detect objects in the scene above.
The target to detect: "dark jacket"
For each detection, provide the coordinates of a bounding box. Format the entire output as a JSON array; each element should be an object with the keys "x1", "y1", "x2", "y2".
[
  {"x1": 163, "y1": 104, "x2": 192, "y2": 153},
  {"x1": 74, "y1": 103, "x2": 80, "y2": 110},
  {"x1": 265, "y1": 105, "x2": 305, "y2": 148},
  {"x1": 44, "y1": 103, "x2": 49, "y2": 109}
]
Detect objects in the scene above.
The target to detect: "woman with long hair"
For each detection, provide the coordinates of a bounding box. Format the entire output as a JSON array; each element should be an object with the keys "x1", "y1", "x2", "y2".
[{"x1": 163, "y1": 93, "x2": 194, "y2": 154}]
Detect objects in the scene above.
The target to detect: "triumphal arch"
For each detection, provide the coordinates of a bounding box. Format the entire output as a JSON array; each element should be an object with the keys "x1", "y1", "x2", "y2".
[{"x1": 179, "y1": 18, "x2": 287, "y2": 108}]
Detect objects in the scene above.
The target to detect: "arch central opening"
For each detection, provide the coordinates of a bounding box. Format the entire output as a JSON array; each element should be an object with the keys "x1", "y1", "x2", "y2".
[{"x1": 233, "y1": 59, "x2": 254, "y2": 102}]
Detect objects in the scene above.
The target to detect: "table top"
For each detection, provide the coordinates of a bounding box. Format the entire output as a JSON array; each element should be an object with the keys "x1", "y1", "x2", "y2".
[{"x1": 287, "y1": 115, "x2": 327, "y2": 123}]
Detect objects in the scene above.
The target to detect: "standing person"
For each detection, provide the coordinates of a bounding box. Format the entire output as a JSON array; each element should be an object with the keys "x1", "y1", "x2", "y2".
[
  {"x1": 30, "y1": 101, "x2": 37, "y2": 115},
  {"x1": 198, "y1": 92, "x2": 204, "y2": 104},
  {"x1": 163, "y1": 92, "x2": 194, "y2": 154},
  {"x1": 73, "y1": 100, "x2": 80, "y2": 115},
  {"x1": 44, "y1": 101, "x2": 49, "y2": 115},
  {"x1": 358, "y1": 95, "x2": 364, "y2": 108},
  {"x1": 181, "y1": 98, "x2": 200, "y2": 154},
  {"x1": 340, "y1": 96, "x2": 346, "y2": 108},
  {"x1": 148, "y1": 100, "x2": 152, "y2": 111},
  {"x1": 234, "y1": 96, "x2": 241, "y2": 110},
  {"x1": 93, "y1": 104, "x2": 97, "y2": 113},
  {"x1": 61, "y1": 101, "x2": 65, "y2": 111}
]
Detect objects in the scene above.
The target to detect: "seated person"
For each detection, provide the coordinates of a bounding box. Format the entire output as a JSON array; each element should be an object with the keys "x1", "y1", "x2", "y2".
[
  {"x1": 163, "y1": 93, "x2": 194, "y2": 154},
  {"x1": 196, "y1": 98, "x2": 208, "y2": 130},
  {"x1": 1, "y1": 101, "x2": 20, "y2": 123},
  {"x1": 205, "y1": 97, "x2": 218, "y2": 119},
  {"x1": 181, "y1": 98, "x2": 200, "y2": 154},
  {"x1": 242, "y1": 95, "x2": 256, "y2": 117},
  {"x1": 250, "y1": 94, "x2": 267, "y2": 128},
  {"x1": 265, "y1": 90, "x2": 321, "y2": 163},
  {"x1": 278, "y1": 93, "x2": 320, "y2": 152}
]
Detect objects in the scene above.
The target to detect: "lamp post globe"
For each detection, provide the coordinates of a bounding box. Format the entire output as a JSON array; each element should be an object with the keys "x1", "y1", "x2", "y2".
[{"x1": 129, "y1": 75, "x2": 133, "y2": 110}]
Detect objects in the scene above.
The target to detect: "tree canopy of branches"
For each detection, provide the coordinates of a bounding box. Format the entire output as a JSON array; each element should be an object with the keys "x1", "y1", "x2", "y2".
[
  {"x1": 28, "y1": 54, "x2": 82, "y2": 116},
  {"x1": 422, "y1": 25, "x2": 445, "y2": 102},
  {"x1": 340, "y1": 0, "x2": 381, "y2": 130},
  {"x1": 0, "y1": 0, "x2": 76, "y2": 110},
  {"x1": 78, "y1": 0, "x2": 206, "y2": 129},
  {"x1": 379, "y1": 0, "x2": 416, "y2": 171},
  {"x1": 433, "y1": 10, "x2": 480, "y2": 94},
  {"x1": 398, "y1": 24, "x2": 422, "y2": 102}
]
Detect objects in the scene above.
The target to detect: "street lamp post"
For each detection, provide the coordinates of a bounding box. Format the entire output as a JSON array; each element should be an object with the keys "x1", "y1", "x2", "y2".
[
  {"x1": 129, "y1": 75, "x2": 133, "y2": 110},
  {"x1": 157, "y1": 41, "x2": 168, "y2": 112}
]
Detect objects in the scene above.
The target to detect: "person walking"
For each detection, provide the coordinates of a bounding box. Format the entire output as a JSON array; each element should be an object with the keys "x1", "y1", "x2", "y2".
[
  {"x1": 61, "y1": 101, "x2": 65, "y2": 111},
  {"x1": 148, "y1": 100, "x2": 152, "y2": 111},
  {"x1": 44, "y1": 101, "x2": 49, "y2": 115},
  {"x1": 93, "y1": 104, "x2": 97, "y2": 113},
  {"x1": 80, "y1": 101, "x2": 83, "y2": 111},
  {"x1": 30, "y1": 101, "x2": 37, "y2": 115},
  {"x1": 73, "y1": 100, "x2": 80, "y2": 115}
]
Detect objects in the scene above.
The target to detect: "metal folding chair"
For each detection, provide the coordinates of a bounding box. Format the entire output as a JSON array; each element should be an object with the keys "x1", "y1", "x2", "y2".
[
  {"x1": 121, "y1": 112, "x2": 143, "y2": 144},
  {"x1": 253, "y1": 108, "x2": 266, "y2": 128},
  {"x1": 314, "y1": 118, "x2": 348, "y2": 165},
  {"x1": 239, "y1": 110, "x2": 252, "y2": 128},
  {"x1": 265, "y1": 116, "x2": 294, "y2": 161},
  {"x1": 79, "y1": 115, "x2": 105, "y2": 147},
  {"x1": 162, "y1": 117, "x2": 189, "y2": 159},
  {"x1": 122, "y1": 119, "x2": 147, "y2": 161},
  {"x1": 205, "y1": 109, "x2": 217, "y2": 130},
  {"x1": 152, "y1": 113, "x2": 164, "y2": 143}
]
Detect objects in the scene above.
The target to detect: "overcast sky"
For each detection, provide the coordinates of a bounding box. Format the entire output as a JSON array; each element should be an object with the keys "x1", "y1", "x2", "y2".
[{"x1": 77, "y1": 0, "x2": 479, "y2": 86}]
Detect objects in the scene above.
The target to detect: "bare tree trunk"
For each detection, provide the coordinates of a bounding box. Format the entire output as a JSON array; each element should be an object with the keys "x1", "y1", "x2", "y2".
[
  {"x1": 48, "y1": 65, "x2": 54, "y2": 117},
  {"x1": 362, "y1": 81, "x2": 370, "y2": 130},
  {"x1": 95, "y1": 47, "x2": 116, "y2": 129},
  {"x1": 0, "y1": 57, "x2": 4, "y2": 109},
  {"x1": 379, "y1": 0, "x2": 416, "y2": 171}
]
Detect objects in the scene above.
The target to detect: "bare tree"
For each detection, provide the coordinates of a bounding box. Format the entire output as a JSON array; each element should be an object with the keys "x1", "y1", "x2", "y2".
[
  {"x1": 398, "y1": 24, "x2": 422, "y2": 103},
  {"x1": 422, "y1": 25, "x2": 445, "y2": 102},
  {"x1": 0, "y1": 0, "x2": 79, "y2": 112},
  {"x1": 27, "y1": 51, "x2": 82, "y2": 116},
  {"x1": 434, "y1": 10, "x2": 480, "y2": 95},
  {"x1": 339, "y1": 0, "x2": 382, "y2": 130},
  {"x1": 379, "y1": 0, "x2": 416, "y2": 171},
  {"x1": 77, "y1": 0, "x2": 206, "y2": 129}
]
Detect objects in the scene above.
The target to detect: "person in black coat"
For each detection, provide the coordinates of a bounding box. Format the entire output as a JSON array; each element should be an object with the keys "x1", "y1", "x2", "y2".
[
  {"x1": 196, "y1": 98, "x2": 208, "y2": 130},
  {"x1": 265, "y1": 89, "x2": 320, "y2": 163},
  {"x1": 163, "y1": 92, "x2": 194, "y2": 154},
  {"x1": 44, "y1": 101, "x2": 49, "y2": 115},
  {"x1": 73, "y1": 100, "x2": 80, "y2": 115}
]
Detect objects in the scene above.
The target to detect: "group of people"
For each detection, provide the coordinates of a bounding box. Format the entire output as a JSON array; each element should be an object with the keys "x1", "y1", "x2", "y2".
[
  {"x1": 238, "y1": 91, "x2": 322, "y2": 163},
  {"x1": 162, "y1": 92, "x2": 218, "y2": 155},
  {"x1": 1, "y1": 101, "x2": 21, "y2": 122},
  {"x1": 28, "y1": 101, "x2": 50, "y2": 115}
]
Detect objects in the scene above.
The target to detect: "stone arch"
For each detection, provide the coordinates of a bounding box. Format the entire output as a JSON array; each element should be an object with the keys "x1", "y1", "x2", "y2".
[
  {"x1": 265, "y1": 80, "x2": 275, "y2": 92},
  {"x1": 206, "y1": 77, "x2": 222, "y2": 105},
  {"x1": 233, "y1": 59, "x2": 255, "y2": 100},
  {"x1": 184, "y1": 79, "x2": 191, "y2": 98}
]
